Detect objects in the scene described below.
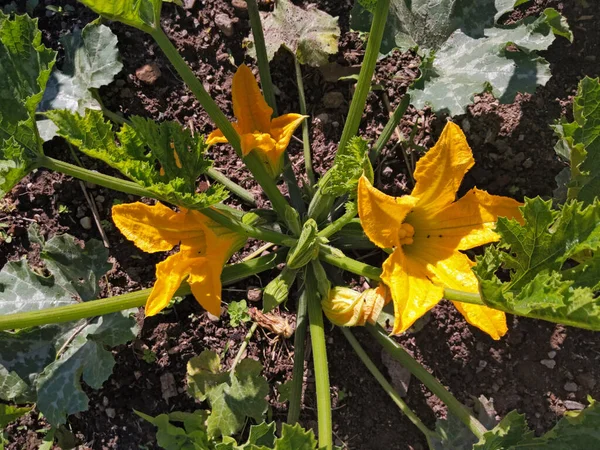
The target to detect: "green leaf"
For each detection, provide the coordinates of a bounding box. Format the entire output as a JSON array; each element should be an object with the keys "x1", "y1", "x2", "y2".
[
  {"x1": 47, "y1": 109, "x2": 228, "y2": 208},
  {"x1": 0, "y1": 224, "x2": 111, "y2": 314},
  {"x1": 0, "y1": 13, "x2": 56, "y2": 197},
  {"x1": 320, "y1": 136, "x2": 373, "y2": 198},
  {"x1": 76, "y1": 0, "x2": 164, "y2": 33},
  {"x1": 35, "y1": 310, "x2": 139, "y2": 425},
  {"x1": 274, "y1": 423, "x2": 318, "y2": 450},
  {"x1": 228, "y1": 300, "x2": 251, "y2": 328},
  {"x1": 474, "y1": 398, "x2": 600, "y2": 449},
  {"x1": 38, "y1": 22, "x2": 122, "y2": 141},
  {"x1": 135, "y1": 410, "x2": 210, "y2": 450},
  {"x1": 247, "y1": 0, "x2": 340, "y2": 67},
  {"x1": 0, "y1": 403, "x2": 32, "y2": 429},
  {"x1": 286, "y1": 219, "x2": 320, "y2": 270},
  {"x1": 552, "y1": 77, "x2": 600, "y2": 205},
  {"x1": 474, "y1": 197, "x2": 600, "y2": 330},
  {"x1": 187, "y1": 350, "x2": 269, "y2": 438}
]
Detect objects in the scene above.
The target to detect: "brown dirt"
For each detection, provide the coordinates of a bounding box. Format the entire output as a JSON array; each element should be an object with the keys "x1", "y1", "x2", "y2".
[{"x1": 2, "y1": 0, "x2": 600, "y2": 449}]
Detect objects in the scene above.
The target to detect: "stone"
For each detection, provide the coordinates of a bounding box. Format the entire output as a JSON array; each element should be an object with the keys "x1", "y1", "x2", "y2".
[
  {"x1": 80, "y1": 217, "x2": 93, "y2": 230},
  {"x1": 105, "y1": 408, "x2": 116, "y2": 419},
  {"x1": 523, "y1": 158, "x2": 534, "y2": 169},
  {"x1": 540, "y1": 359, "x2": 556, "y2": 369},
  {"x1": 576, "y1": 372, "x2": 596, "y2": 390},
  {"x1": 247, "y1": 287, "x2": 262, "y2": 302},
  {"x1": 215, "y1": 13, "x2": 235, "y2": 37},
  {"x1": 232, "y1": 0, "x2": 247, "y2": 11},
  {"x1": 381, "y1": 349, "x2": 411, "y2": 397},
  {"x1": 564, "y1": 381, "x2": 578, "y2": 392},
  {"x1": 160, "y1": 373, "x2": 178, "y2": 402},
  {"x1": 183, "y1": 0, "x2": 196, "y2": 9},
  {"x1": 547, "y1": 350, "x2": 557, "y2": 359},
  {"x1": 564, "y1": 400, "x2": 585, "y2": 410},
  {"x1": 315, "y1": 112, "x2": 329, "y2": 125},
  {"x1": 136, "y1": 63, "x2": 162, "y2": 84},
  {"x1": 323, "y1": 91, "x2": 345, "y2": 109}
]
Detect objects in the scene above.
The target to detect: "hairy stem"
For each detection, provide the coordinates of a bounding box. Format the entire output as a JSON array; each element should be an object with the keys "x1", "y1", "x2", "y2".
[
  {"x1": 230, "y1": 322, "x2": 259, "y2": 372},
  {"x1": 341, "y1": 328, "x2": 439, "y2": 441},
  {"x1": 305, "y1": 267, "x2": 332, "y2": 449},
  {"x1": 338, "y1": 0, "x2": 390, "y2": 155},
  {"x1": 367, "y1": 324, "x2": 487, "y2": 440},
  {"x1": 287, "y1": 278, "x2": 309, "y2": 424},
  {"x1": 0, "y1": 251, "x2": 286, "y2": 331}
]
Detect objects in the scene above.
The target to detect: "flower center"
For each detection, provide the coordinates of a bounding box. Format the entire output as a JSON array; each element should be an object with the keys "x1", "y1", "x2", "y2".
[{"x1": 398, "y1": 223, "x2": 415, "y2": 246}]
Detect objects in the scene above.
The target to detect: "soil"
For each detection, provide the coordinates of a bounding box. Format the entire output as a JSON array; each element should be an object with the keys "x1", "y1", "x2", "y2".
[{"x1": 2, "y1": 0, "x2": 600, "y2": 449}]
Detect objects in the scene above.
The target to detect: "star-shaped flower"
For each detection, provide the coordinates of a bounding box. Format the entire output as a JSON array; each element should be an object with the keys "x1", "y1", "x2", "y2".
[
  {"x1": 207, "y1": 64, "x2": 305, "y2": 177},
  {"x1": 358, "y1": 122, "x2": 523, "y2": 339}
]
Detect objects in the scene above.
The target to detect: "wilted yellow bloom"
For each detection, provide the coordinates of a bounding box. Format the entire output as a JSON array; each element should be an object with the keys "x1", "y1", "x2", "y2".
[
  {"x1": 112, "y1": 202, "x2": 246, "y2": 316},
  {"x1": 207, "y1": 64, "x2": 305, "y2": 177},
  {"x1": 322, "y1": 284, "x2": 391, "y2": 327},
  {"x1": 358, "y1": 122, "x2": 523, "y2": 339}
]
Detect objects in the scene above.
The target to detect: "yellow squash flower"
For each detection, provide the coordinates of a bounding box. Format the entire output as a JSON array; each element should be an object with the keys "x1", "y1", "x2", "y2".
[
  {"x1": 206, "y1": 64, "x2": 305, "y2": 177},
  {"x1": 322, "y1": 284, "x2": 391, "y2": 327},
  {"x1": 358, "y1": 122, "x2": 523, "y2": 339},
  {"x1": 112, "y1": 202, "x2": 246, "y2": 316}
]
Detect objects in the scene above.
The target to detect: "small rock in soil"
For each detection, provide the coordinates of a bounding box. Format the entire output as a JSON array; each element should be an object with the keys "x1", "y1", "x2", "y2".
[
  {"x1": 232, "y1": 0, "x2": 247, "y2": 11},
  {"x1": 105, "y1": 408, "x2": 116, "y2": 419},
  {"x1": 315, "y1": 112, "x2": 329, "y2": 125},
  {"x1": 564, "y1": 400, "x2": 585, "y2": 411},
  {"x1": 80, "y1": 217, "x2": 93, "y2": 230},
  {"x1": 160, "y1": 372, "x2": 178, "y2": 402},
  {"x1": 547, "y1": 350, "x2": 557, "y2": 359},
  {"x1": 136, "y1": 63, "x2": 162, "y2": 85},
  {"x1": 183, "y1": 0, "x2": 195, "y2": 9},
  {"x1": 215, "y1": 13, "x2": 236, "y2": 37},
  {"x1": 206, "y1": 311, "x2": 220, "y2": 322},
  {"x1": 564, "y1": 381, "x2": 578, "y2": 392},
  {"x1": 323, "y1": 92, "x2": 345, "y2": 109},
  {"x1": 247, "y1": 287, "x2": 262, "y2": 302},
  {"x1": 540, "y1": 359, "x2": 556, "y2": 369}
]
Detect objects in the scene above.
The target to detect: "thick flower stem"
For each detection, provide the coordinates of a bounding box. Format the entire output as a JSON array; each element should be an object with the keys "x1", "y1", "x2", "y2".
[
  {"x1": 370, "y1": 94, "x2": 411, "y2": 163},
  {"x1": 305, "y1": 268, "x2": 333, "y2": 449},
  {"x1": 287, "y1": 280, "x2": 309, "y2": 424},
  {"x1": 318, "y1": 203, "x2": 357, "y2": 239},
  {"x1": 341, "y1": 328, "x2": 440, "y2": 442},
  {"x1": 367, "y1": 324, "x2": 487, "y2": 440},
  {"x1": 150, "y1": 27, "x2": 300, "y2": 234},
  {"x1": 318, "y1": 247, "x2": 487, "y2": 306},
  {"x1": 294, "y1": 56, "x2": 315, "y2": 187},
  {"x1": 41, "y1": 156, "x2": 295, "y2": 246},
  {"x1": 0, "y1": 250, "x2": 286, "y2": 331},
  {"x1": 338, "y1": 0, "x2": 390, "y2": 155}
]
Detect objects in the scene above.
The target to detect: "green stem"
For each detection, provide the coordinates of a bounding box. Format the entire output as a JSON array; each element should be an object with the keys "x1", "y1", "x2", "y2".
[
  {"x1": 318, "y1": 203, "x2": 357, "y2": 239},
  {"x1": 318, "y1": 248, "x2": 486, "y2": 306},
  {"x1": 206, "y1": 167, "x2": 256, "y2": 206},
  {"x1": 246, "y1": 0, "x2": 277, "y2": 115},
  {"x1": 370, "y1": 94, "x2": 411, "y2": 163},
  {"x1": 367, "y1": 324, "x2": 487, "y2": 440},
  {"x1": 42, "y1": 155, "x2": 295, "y2": 246},
  {"x1": 230, "y1": 322, "x2": 259, "y2": 372},
  {"x1": 337, "y1": 0, "x2": 390, "y2": 155},
  {"x1": 151, "y1": 27, "x2": 298, "y2": 232},
  {"x1": 0, "y1": 250, "x2": 286, "y2": 331},
  {"x1": 305, "y1": 267, "x2": 332, "y2": 449},
  {"x1": 287, "y1": 278, "x2": 308, "y2": 424},
  {"x1": 41, "y1": 156, "x2": 155, "y2": 198},
  {"x1": 294, "y1": 56, "x2": 315, "y2": 187},
  {"x1": 341, "y1": 328, "x2": 439, "y2": 441}
]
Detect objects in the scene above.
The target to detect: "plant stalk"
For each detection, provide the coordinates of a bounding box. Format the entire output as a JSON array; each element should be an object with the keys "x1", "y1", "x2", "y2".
[
  {"x1": 294, "y1": 56, "x2": 315, "y2": 187},
  {"x1": 287, "y1": 278, "x2": 309, "y2": 424},
  {"x1": 207, "y1": 167, "x2": 257, "y2": 206},
  {"x1": 0, "y1": 250, "x2": 286, "y2": 331},
  {"x1": 341, "y1": 328, "x2": 439, "y2": 441},
  {"x1": 305, "y1": 267, "x2": 332, "y2": 449},
  {"x1": 338, "y1": 0, "x2": 390, "y2": 155},
  {"x1": 367, "y1": 324, "x2": 487, "y2": 440},
  {"x1": 370, "y1": 94, "x2": 411, "y2": 163},
  {"x1": 230, "y1": 321, "x2": 259, "y2": 372},
  {"x1": 318, "y1": 203, "x2": 357, "y2": 239}
]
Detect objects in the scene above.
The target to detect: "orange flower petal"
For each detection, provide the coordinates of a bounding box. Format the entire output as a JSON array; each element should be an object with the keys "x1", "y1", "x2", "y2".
[
  {"x1": 358, "y1": 176, "x2": 419, "y2": 249},
  {"x1": 145, "y1": 252, "x2": 193, "y2": 316},
  {"x1": 188, "y1": 259, "x2": 223, "y2": 316},
  {"x1": 423, "y1": 250, "x2": 507, "y2": 340},
  {"x1": 112, "y1": 202, "x2": 204, "y2": 253},
  {"x1": 411, "y1": 122, "x2": 474, "y2": 215},
  {"x1": 206, "y1": 128, "x2": 229, "y2": 146},
  {"x1": 410, "y1": 188, "x2": 523, "y2": 251},
  {"x1": 270, "y1": 113, "x2": 306, "y2": 153},
  {"x1": 240, "y1": 132, "x2": 277, "y2": 157},
  {"x1": 232, "y1": 64, "x2": 273, "y2": 134},
  {"x1": 382, "y1": 249, "x2": 444, "y2": 335}
]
